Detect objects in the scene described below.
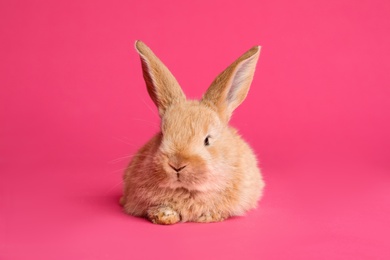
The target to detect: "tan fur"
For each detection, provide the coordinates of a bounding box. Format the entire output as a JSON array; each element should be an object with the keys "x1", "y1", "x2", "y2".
[{"x1": 121, "y1": 41, "x2": 265, "y2": 224}]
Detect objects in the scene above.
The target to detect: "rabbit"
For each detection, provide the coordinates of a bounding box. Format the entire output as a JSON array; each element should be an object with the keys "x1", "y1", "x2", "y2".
[{"x1": 120, "y1": 40, "x2": 265, "y2": 224}]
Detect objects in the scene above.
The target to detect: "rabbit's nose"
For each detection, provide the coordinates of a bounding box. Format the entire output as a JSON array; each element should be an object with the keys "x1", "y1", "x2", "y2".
[{"x1": 168, "y1": 163, "x2": 187, "y2": 173}]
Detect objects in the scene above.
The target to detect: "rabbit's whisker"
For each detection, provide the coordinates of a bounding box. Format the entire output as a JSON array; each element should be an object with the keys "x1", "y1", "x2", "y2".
[
  {"x1": 141, "y1": 97, "x2": 159, "y2": 118},
  {"x1": 112, "y1": 136, "x2": 137, "y2": 146},
  {"x1": 104, "y1": 180, "x2": 123, "y2": 194},
  {"x1": 131, "y1": 118, "x2": 159, "y2": 128}
]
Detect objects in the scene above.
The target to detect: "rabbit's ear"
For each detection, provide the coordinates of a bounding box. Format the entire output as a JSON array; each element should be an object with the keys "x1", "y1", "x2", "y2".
[
  {"x1": 135, "y1": 41, "x2": 186, "y2": 116},
  {"x1": 202, "y1": 46, "x2": 261, "y2": 122}
]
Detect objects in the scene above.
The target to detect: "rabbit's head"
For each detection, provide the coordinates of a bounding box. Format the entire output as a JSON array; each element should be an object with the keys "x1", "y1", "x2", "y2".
[{"x1": 135, "y1": 41, "x2": 260, "y2": 192}]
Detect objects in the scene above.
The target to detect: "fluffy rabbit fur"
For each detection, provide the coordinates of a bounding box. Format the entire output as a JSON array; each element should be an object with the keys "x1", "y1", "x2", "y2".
[{"x1": 120, "y1": 41, "x2": 265, "y2": 224}]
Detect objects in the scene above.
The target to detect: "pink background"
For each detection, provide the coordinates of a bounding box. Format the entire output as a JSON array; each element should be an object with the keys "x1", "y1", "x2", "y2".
[{"x1": 1, "y1": 0, "x2": 390, "y2": 259}]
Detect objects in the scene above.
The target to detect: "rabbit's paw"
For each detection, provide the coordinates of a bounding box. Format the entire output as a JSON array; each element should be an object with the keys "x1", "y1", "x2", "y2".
[
  {"x1": 147, "y1": 206, "x2": 181, "y2": 225},
  {"x1": 197, "y1": 211, "x2": 227, "y2": 223}
]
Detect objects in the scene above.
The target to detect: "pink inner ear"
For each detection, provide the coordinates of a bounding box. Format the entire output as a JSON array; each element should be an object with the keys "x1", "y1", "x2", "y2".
[
  {"x1": 227, "y1": 62, "x2": 250, "y2": 103},
  {"x1": 226, "y1": 57, "x2": 256, "y2": 110}
]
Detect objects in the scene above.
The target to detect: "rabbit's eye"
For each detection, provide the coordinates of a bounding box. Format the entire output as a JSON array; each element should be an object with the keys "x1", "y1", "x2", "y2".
[{"x1": 204, "y1": 135, "x2": 210, "y2": 146}]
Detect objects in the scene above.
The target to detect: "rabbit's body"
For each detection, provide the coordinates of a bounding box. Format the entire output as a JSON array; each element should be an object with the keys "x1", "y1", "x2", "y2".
[{"x1": 121, "y1": 41, "x2": 264, "y2": 224}]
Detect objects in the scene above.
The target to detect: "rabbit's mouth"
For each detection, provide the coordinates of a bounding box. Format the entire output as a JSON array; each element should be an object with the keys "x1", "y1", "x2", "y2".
[
  {"x1": 173, "y1": 171, "x2": 187, "y2": 184},
  {"x1": 162, "y1": 169, "x2": 195, "y2": 188},
  {"x1": 160, "y1": 155, "x2": 210, "y2": 189},
  {"x1": 172, "y1": 170, "x2": 210, "y2": 190}
]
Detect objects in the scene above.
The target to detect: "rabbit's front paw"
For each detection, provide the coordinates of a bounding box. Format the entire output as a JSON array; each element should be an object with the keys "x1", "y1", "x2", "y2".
[
  {"x1": 197, "y1": 211, "x2": 227, "y2": 223},
  {"x1": 147, "y1": 206, "x2": 181, "y2": 225}
]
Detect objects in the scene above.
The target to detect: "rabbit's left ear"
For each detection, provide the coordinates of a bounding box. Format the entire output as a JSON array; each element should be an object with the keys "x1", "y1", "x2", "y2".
[
  {"x1": 135, "y1": 41, "x2": 186, "y2": 117},
  {"x1": 202, "y1": 46, "x2": 261, "y2": 122}
]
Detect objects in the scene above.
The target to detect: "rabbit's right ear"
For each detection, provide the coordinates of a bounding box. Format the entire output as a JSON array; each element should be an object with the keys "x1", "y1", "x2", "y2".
[
  {"x1": 135, "y1": 41, "x2": 186, "y2": 116},
  {"x1": 202, "y1": 46, "x2": 261, "y2": 123}
]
